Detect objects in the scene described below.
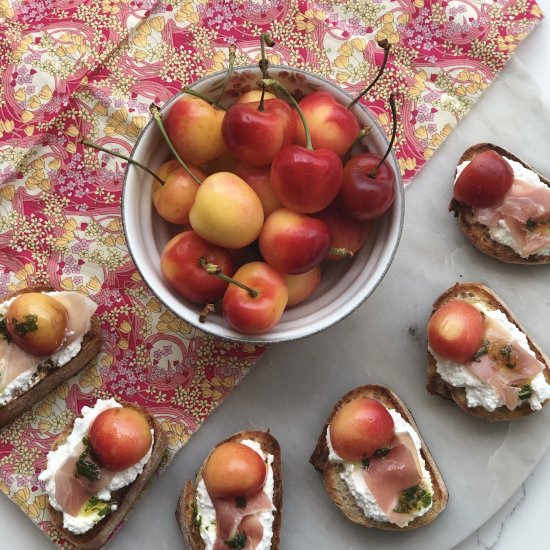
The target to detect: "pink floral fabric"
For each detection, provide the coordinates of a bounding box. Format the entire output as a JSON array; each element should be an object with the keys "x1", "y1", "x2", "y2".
[{"x1": 0, "y1": 1, "x2": 543, "y2": 547}]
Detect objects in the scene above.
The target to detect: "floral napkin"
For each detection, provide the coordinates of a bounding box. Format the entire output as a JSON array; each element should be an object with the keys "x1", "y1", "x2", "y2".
[{"x1": 0, "y1": 1, "x2": 542, "y2": 547}]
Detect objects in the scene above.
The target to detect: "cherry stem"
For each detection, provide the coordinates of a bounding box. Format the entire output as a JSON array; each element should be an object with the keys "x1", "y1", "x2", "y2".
[
  {"x1": 213, "y1": 44, "x2": 237, "y2": 108},
  {"x1": 342, "y1": 126, "x2": 371, "y2": 165},
  {"x1": 261, "y1": 77, "x2": 312, "y2": 150},
  {"x1": 329, "y1": 247, "x2": 354, "y2": 258},
  {"x1": 258, "y1": 33, "x2": 274, "y2": 112},
  {"x1": 149, "y1": 103, "x2": 203, "y2": 186},
  {"x1": 198, "y1": 257, "x2": 259, "y2": 298},
  {"x1": 199, "y1": 303, "x2": 215, "y2": 323},
  {"x1": 80, "y1": 139, "x2": 166, "y2": 186},
  {"x1": 368, "y1": 93, "x2": 397, "y2": 179},
  {"x1": 181, "y1": 87, "x2": 228, "y2": 111},
  {"x1": 347, "y1": 40, "x2": 391, "y2": 110}
]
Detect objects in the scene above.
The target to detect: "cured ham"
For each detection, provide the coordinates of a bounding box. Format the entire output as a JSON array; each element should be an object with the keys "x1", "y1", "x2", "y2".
[
  {"x1": 466, "y1": 316, "x2": 543, "y2": 410},
  {"x1": 473, "y1": 178, "x2": 550, "y2": 255},
  {"x1": 54, "y1": 442, "x2": 115, "y2": 517},
  {"x1": 363, "y1": 432, "x2": 423, "y2": 528},
  {"x1": 0, "y1": 292, "x2": 97, "y2": 393},
  {"x1": 211, "y1": 490, "x2": 273, "y2": 548},
  {"x1": 52, "y1": 292, "x2": 98, "y2": 346}
]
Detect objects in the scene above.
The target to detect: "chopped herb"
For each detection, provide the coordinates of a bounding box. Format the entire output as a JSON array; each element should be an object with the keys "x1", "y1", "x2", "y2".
[
  {"x1": 75, "y1": 438, "x2": 101, "y2": 482},
  {"x1": 526, "y1": 219, "x2": 537, "y2": 231},
  {"x1": 518, "y1": 384, "x2": 533, "y2": 401},
  {"x1": 235, "y1": 496, "x2": 247, "y2": 509},
  {"x1": 393, "y1": 485, "x2": 432, "y2": 514},
  {"x1": 0, "y1": 317, "x2": 10, "y2": 342},
  {"x1": 224, "y1": 532, "x2": 247, "y2": 549},
  {"x1": 499, "y1": 344, "x2": 516, "y2": 369},
  {"x1": 361, "y1": 457, "x2": 370, "y2": 470},
  {"x1": 11, "y1": 314, "x2": 38, "y2": 336},
  {"x1": 191, "y1": 502, "x2": 202, "y2": 530},
  {"x1": 472, "y1": 339, "x2": 489, "y2": 362},
  {"x1": 374, "y1": 447, "x2": 391, "y2": 458},
  {"x1": 84, "y1": 496, "x2": 110, "y2": 518}
]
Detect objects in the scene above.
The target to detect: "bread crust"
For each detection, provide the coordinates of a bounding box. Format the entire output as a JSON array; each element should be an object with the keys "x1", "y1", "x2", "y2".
[
  {"x1": 176, "y1": 430, "x2": 282, "y2": 550},
  {"x1": 426, "y1": 282, "x2": 550, "y2": 421},
  {"x1": 47, "y1": 400, "x2": 167, "y2": 549},
  {"x1": 449, "y1": 143, "x2": 550, "y2": 264},
  {"x1": 309, "y1": 385, "x2": 448, "y2": 531},
  {"x1": 0, "y1": 286, "x2": 102, "y2": 428}
]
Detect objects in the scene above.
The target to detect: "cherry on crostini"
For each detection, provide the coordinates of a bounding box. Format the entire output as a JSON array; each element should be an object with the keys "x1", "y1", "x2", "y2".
[
  {"x1": 203, "y1": 441, "x2": 267, "y2": 498},
  {"x1": 329, "y1": 398, "x2": 395, "y2": 462},
  {"x1": 88, "y1": 406, "x2": 152, "y2": 471},
  {"x1": 453, "y1": 150, "x2": 514, "y2": 207},
  {"x1": 428, "y1": 300, "x2": 485, "y2": 363},
  {"x1": 6, "y1": 293, "x2": 69, "y2": 356}
]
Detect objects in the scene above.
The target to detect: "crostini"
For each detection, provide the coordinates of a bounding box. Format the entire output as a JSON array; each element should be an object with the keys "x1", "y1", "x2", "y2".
[
  {"x1": 177, "y1": 430, "x2": 282, "y2": 550},
  {"x1": 39, "y1": 398, "x2": 167, "y2": 549},
  {"x1": 427, "y1": 282, "x2": 550, "y2": 421},
  {"x1": 449, "y1": 143, "x2": 550, "y2": 264},
  {"x1": 310, "y1": 385, "x2": 447, "y2": 530},
  {"x1": 0, "y1": 286, "x2": 101, "y2": 427}
]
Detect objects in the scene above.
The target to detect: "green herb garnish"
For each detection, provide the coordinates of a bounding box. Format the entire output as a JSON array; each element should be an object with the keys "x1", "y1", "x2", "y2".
[
  {"x1": 11, "y1": 314, "x2": 38, "y2": 336},
  {"x1": 75, "y1": 437, "x2": 101, "y2": 482},
  {"x1": 472, "y1": 339, "x2": 489, "y2": 362},
  {"x1": 0, "y1": 317, "x2": 10, "y2": 342},
  {"x1": 499, "y1": 344, "x2": 516, "y2": 369},
  {"x1": 360, "y1": 457, "x2": 370, "y2": 469},
  {"x1": 374, "y1": 447, "x2": 391, "y2": 458},
  {"x1": 393, "y1": 485, "x2": 432, "y2": 514},
  {"x1": 191, "y1": 502, "x2": 202, "y2": 530},
  {"x1": 526, "y1": 219, "x2": 537, "y2": 231},
  {"x1": 84, "y1": 496, "x2": 110, "y2": 518},
  {"x1": 518, "y1": 384, "x2": 533, "y2": 401},
  {"x1": 224, "y1": 532, "x2": 247, "y2": 549},
  {"x1": 235, "y1": 496, "x2": 247, "y2": 509}
]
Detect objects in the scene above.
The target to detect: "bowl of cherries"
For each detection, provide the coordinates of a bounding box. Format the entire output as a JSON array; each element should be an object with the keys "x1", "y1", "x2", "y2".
[{"x1": 120, "y1": 41, "x2": 404, "y2": 343}]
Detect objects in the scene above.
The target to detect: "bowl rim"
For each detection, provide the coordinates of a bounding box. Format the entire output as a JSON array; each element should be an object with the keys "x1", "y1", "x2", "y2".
[{"x1": 122, "y1": 64, "x2": 405, "y2": 344}]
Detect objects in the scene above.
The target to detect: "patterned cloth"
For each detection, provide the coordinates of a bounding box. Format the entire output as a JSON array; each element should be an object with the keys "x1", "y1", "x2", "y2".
[{"x1": 0, "y1": 1, "x2": 542, "y2": 547}]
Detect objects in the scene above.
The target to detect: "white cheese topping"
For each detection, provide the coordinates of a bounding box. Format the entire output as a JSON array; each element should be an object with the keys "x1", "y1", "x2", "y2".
[
  {"x1": 38, "y1": 399, "x2": 154, "y2": 534},
  {"x1": 0, "y1": 292, "x2": 91, "y2": 405},
  {"x1": 430, "y1": 302, "x2": 550, "y2": 411},
  {"x1": 456, "y1": 158, "x2": 550, "y2": 257},
  {"x1": 327, "y1": 409, "x2": 433, "y2": 526},
  {"x1": 196, "y1": 439, "x2": 275, "y2": 550}
]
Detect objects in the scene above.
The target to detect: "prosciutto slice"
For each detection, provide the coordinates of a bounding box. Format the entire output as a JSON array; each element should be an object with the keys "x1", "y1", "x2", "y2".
[
  {"x1": 363, "y1": 432, "x2": 423, "y2": 528},
  {"x1": 0, "y1": 339, "x2": 42, "y2": 391},
  {"x1": 211, "y1": 490, "x2": 273, "y2": 547},
  {"x1": 52, "y1": 292, "x2": 97, "y2": 346},
  {"x1": 466, "y1": 317, "x2": 543, "y2": 410},
  {"x1": 54, "y1": 442, "x2": 115, "y2": 516},
  {"x1": 473, "y1": 178, "x2": 550, "y2": 255}
]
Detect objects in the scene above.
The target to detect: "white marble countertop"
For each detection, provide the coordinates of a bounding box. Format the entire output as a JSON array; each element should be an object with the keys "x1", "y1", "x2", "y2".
[{"x1": 1, "y1": 2, "x2": 550, "y2": 549}]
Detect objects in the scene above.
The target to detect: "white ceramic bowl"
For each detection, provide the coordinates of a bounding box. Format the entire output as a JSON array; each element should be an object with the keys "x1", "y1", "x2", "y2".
[{"x1": 122, "y1": 66, "x2": 404, "y2": 343}]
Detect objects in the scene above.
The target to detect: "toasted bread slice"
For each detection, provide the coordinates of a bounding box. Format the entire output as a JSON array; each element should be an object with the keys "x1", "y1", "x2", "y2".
[
  {"x1": 310, "y1": 385, "x2": 448, "y2": 531},
  {"x1": 177, "y1": 430, "x2": 282, "y2": 550},
  {"x1": 0, "y1": 286, "x2": 102, "y2": 428},
  {"x1": 449, "y1": 143, "x2": 550, "y2": 264},
  {"x1": 47, "y1": 401, "x2": 167, "y2": 549},
  {"x1": 427, "y1": 282, "x2": 550, "y2": 421}
]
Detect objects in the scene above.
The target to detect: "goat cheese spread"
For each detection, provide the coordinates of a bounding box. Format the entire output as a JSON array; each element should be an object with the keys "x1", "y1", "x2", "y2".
[
  {"x1": 430, "y1": 302, "x2": 550, "y2": 411},
  {"x1": 39, "y1": 399, "x2": 154, "y2": 534},
  {"x1": 196, "y1": 439, "x2": 275, "y2": 550},
  {"x1": 327, "y1": 409, "x2": 433, "y2": 525}
]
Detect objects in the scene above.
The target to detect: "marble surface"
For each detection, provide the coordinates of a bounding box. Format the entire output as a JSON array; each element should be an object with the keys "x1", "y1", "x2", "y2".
[{"x1": 2, "y1": 2, "x2": 550, "y2": 549}]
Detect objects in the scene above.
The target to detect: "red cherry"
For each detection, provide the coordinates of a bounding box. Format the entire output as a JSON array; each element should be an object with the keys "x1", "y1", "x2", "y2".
[
  {"x1": 454, "y1": 150, "x2": 514, "y2": 207},
  {"x1": 338, "y1": 153, "x2": 395, "y2": 220}
]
